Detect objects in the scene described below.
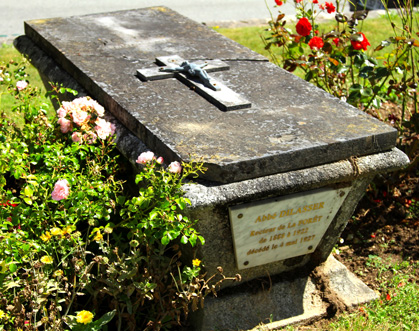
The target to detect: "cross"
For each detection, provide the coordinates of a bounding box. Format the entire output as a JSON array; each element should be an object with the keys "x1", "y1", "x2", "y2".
[{"x1": 136, "y1": 55, "x2": 251, "y2": 111}]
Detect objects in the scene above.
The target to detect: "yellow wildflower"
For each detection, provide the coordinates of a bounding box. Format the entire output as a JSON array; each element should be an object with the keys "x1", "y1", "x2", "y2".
[
  {"x1": 62, "y1": 225, "x2": 73, "y2": 235},
  {"x1": 0, "y1": 309, "x2": 5, "y2": 319},
  {"x1": 192, "y1": 258, "x2": 201, "y2": 267},
  {"x1": 0, "y1": 260, "x2": 7, "y2": 273},
  {"x1": 40, "y1": 231, "x2": 52, "y2": 242},
  {"x1": 40, "y1": 255, "x2": 53, "y2": 264},
  {"x1": 76, "y1": 310, "x2": 94, "y2": 324},
  {"x1": 53, "y1": 269, "x2": 64, "y2": 278},
  {"x1": 93, "y1": 231, "x2": 103, "y2": 242},
  {"x1": 50, "y1": 227, "x2": 63, "y2": 236}
]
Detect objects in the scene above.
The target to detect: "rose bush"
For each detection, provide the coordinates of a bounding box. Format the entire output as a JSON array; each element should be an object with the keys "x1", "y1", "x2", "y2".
[
  {"x1": 0, "y1": 63, "x2": 239, "y2": 330},
  {"x1": 263, "y1": 0, "x2": 398, "y2": 109}
]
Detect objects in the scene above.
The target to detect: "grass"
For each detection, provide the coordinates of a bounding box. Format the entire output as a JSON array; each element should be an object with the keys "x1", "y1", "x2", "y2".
[
  {"x1": 1, "y1": 14, "x2": 419, "y2": 330},
  {"x1": 0, "y1": 43, "x2": 54, "y2": 125},
  {"x1": 328, "y1": 259, "x2": 419, "y2": 331}
]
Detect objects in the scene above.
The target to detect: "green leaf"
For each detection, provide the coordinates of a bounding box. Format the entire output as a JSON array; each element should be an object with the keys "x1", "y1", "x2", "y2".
[
  {"x1": 23, "y1": 197, "x2": 32, "y2": 205},
  {"x1": 180, "y1": 235, "x2": 188, "y2": 244},
  {"x1": 375, "y1": 67, "x2": 389, "y2": 80},
  {"x1": 359, "y1": 66, "x2": 374, "y2": 78},
  {"x1": 189, "y1": 233, "x2": 197, "y2": 247},
  {"x1": 9, "y1": 263, "x2": 17, "y2": 273},
  {"x1": 371, "y1": 97, "x2": 381, "y2": 109},
  {"x1": 161, "y1": 235, "x2": 170, "y2": 245},
  {"x1": 24, "y1": 185, "x2": 33, "y2": 197},
  {"x1": 96, "y1": 309, "x2": 116, "y2": 327},
  {"x1": 198, "y1": 235, "x2": 205, "y2": 246}
]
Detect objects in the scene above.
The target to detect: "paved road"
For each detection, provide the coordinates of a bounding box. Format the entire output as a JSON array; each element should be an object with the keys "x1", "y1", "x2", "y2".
[{"x1": 1, "y1": 0, "x2": 288, "y2": 39}]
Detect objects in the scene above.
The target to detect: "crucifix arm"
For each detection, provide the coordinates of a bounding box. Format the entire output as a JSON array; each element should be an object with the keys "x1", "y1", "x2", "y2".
[{"x1": 159, "y1": 66, "x2": 185, "y2": 73}]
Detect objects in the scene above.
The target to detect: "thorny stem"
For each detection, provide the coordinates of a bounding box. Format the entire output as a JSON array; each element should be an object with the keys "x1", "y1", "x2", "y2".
[{"x1": 364, "y1": 48, "x2": 409, "y2": 112}]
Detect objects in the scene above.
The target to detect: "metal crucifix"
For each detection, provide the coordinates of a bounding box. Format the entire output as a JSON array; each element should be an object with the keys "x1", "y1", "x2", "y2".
[{"x1": 136, "y1": 55, "x2": 251, "y2": 111}]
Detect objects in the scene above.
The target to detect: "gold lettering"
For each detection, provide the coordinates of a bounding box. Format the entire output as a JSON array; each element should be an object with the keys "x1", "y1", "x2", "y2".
[
  {"x1": 247, "y1": 245, "x2": 270, "y2": 255},
  {"x1": 250, "y1": 227, "x2": 276, "y2": 237},
  {"x1": 279, "y1": 201, "x2": 325, "y2": 219}
]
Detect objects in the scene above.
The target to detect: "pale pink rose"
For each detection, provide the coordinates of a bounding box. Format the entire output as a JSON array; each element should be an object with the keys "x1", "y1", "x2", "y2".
[
  {"x1": 89, "y1": 99, "x2": 105, "y2": 116},
  {"x1": 156, "y1": 156, "x2": 164, "y2": 164},
  {"x1": 61, "y1": 101, "x2": 74, "y2": 112},
  {"x1": 168, "y1": 161, "x2": 182, "y2": 174},
  {"x1": 136, "y1": 151, "x2": 155, "y2": 164},
  {"x1": 57, "y1": 117, "x2": 72, "y2": 133},
  {"x1": 71, "y1": 109, "x2": 90, "y2": 126},
  {"x1": 71, "y1": 132, "x2": 83, "y2": 143},
  {"x1": 83, "y1": 131, "x2": 97, "y2": 144},
  {"x1": 57, "y1": 107, "x2": 67, "y2": 118},
  {"x1": 94, "y1": 118, "x2": 114, "y2": 140},
  {"x1": 51, "y1": 179, "x2": 70, "y2": 201},
  {"x1": 110, "y1": 122, "x2": 116, "y2": 136},
  {"x1": 16, "y1": 80, "x2": 28, "y2": 91},
  {"x1": 72, "y1": 97, "x2": 89, "y2": 111}
]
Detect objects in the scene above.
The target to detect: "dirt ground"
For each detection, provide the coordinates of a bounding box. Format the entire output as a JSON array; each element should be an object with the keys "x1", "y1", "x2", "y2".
[
  {"x1": 301, "y1": 101, "x2": 419, "y2": 330},
  {"x1": 337, "y1": 101, "x2": 419, "y2": 289}
]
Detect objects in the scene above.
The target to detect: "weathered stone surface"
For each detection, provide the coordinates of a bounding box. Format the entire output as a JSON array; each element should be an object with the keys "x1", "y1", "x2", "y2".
[
  {"x1": 181, "y1": 148, "x2": 408, "y2": 285},
  {"x1": 189, "y1": 255, "x2": 376, "y2": 331},
  {"x1": 22, "y1": 7, "x2": 398, "y2": 183},
  {"x1": 318, "y1": 255, "x2": 379, "y2": 308},
  {"x1": 190, "y1": 275, "x2": 327, "y2": 331}
]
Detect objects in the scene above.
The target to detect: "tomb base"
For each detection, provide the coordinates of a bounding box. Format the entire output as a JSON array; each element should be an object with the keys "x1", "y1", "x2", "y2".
[{"x1": 188, "y1": 255, "x2": 377, "y2": 331}]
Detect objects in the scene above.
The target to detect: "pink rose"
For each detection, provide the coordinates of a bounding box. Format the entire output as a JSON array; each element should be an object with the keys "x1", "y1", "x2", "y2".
[
  {"x1": 156, "y1": 156, "x2": 164, "y2": 164},
  {"x1": 71, "y1": 109, "x2": 90, "y2": 126},
  {"x1": 51, "y1": 179, "x2": 70, "y2": 201},
  {"x1": 71, "y1": 132, "x2": 83, "y2": 143},
  {"x1": 72, "y1": 97, "x2": 89, "y2": 111},
  {"x1": 57, "y1": 117, "x2": 72, "y2": 133},
  {"x1": 83, "y1": 131, "x2": 97, "y2": 144},
  {"x1": 16, "y1": 80, "x2": 28, "y2": 91},
  {"x1": 61, "y1": 101, "x2": 74, "y2": 112},
  {"x1": 89, "y1": 99, "x2": 105, "y2": 116},
  {"x1": 57, "y1": 107, "x2": 67, "y2": 118},
  {"x1": 168, "y1": 161, "x2": 182, "y2": 174},
  {"x1": 136, "y1": 151, "x2": 155, "y2": 164},
  {"x1": 94, "y1": 118, "x2": 115, "y2": 140}
]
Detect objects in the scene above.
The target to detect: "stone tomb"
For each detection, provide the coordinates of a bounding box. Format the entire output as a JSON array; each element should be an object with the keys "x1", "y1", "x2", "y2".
[{"x1": 15, "y1": 7, "x2": 409, "y2": 330}]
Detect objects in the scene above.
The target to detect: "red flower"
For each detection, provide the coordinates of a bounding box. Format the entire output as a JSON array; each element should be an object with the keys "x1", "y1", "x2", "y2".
[
  {"x1": 351, "y1": 32, "x2": 370, "y2": 51},
  {"x1": 275, "y1": 0, "x2": 283, "y2": 5},
  {"x1": 333, "y1": 37, "x2": 340, "y2": 46},
  {"x1": 319, "y1": 3, "x2": 326, "y2": 9},
  {"x1": 295, "y1": 0, "x2": 303, "y2": 3},
  {"x1": 1, "y1": 201, "x2": 18, "y2": 207},
  {"x1": 386, "y1": 293, "x2": 391, "y2": 301},
  {"x1": 308, "y1": 36, "x2": 324, "y2": 50},
  {"x1": 325, "y1": 2, "x2": 336, "y2": 13},
  {"x1": 313, "y1": 0, "x2": 319, "y2": 3},
  {"x1": 296, "y1": 17, "x2": 312, "y2": 37}
]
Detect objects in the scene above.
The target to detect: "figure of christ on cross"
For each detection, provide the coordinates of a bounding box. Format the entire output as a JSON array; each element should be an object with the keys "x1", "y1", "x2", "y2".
[{"x1": 159, "y1": 61, "x2": 219, "y2": 91}]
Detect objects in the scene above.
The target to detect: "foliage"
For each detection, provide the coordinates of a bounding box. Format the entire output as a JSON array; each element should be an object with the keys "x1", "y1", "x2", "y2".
[
  {"x1": 262, "y1": 0, "x2": 418, "y2": 114},
  {"x1": 0, "y1": 57, "x2": 238, "y2": 330}
]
